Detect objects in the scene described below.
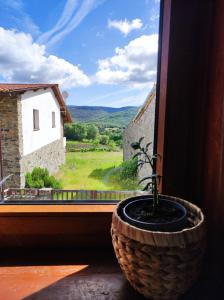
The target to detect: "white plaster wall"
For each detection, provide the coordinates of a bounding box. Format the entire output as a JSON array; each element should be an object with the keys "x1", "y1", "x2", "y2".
[{"x1": 21, "y1": 88, "x2": 61, "y2": 156}]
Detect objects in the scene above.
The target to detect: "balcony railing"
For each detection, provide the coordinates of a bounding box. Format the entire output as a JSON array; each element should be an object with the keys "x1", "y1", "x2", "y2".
[{"x1": 1, "y1": 188, "x2": 147, "y2": 204}]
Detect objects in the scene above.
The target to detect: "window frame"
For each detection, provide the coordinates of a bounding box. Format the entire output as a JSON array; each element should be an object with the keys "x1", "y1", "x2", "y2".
[
  {"x1": 52, "y1": 111, "x2": 56, "y2": 128},
  {"x1": 33, "y1": 109, "x2": 40, "y2": 131}
]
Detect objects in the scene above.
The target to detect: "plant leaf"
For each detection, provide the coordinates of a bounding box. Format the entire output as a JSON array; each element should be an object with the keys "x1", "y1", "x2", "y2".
[
  {"x1": 131, "y1": 142, "x2": 140, "y2": 150},
  {"x1": 145, "y1": 142, "x2": 152, "y2": 152},
  {"x1": 139, "y1": 137, "x2": 144, "y2": 145},
  {"x1": 132, "y1": 152, "x2": 142, "y2": 159},
  {"x1": 143, "y1": 182, "x2": 152, "y2": 191},
  {"x1": 138, "y1": 176, "x2": 152, "y2": 184}
]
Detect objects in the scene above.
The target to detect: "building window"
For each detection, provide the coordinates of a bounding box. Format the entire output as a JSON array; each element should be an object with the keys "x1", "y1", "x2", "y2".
[
  {"x1": 52, "y1": 112, "x2": 56, "y2": 128},
  {"x1": 33, "y1": 109, "x2": 39, "y2": 131}
]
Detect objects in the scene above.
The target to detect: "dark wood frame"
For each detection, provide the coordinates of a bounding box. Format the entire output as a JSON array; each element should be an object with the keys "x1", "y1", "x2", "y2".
[{"x1": 155, "y1": 0, "x2": 224, "y2": 263}]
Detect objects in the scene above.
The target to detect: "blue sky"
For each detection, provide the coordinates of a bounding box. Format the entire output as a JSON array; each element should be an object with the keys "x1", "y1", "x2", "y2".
[{"x1": 0, "y1": 0, "x2": 160, "y2": 107}]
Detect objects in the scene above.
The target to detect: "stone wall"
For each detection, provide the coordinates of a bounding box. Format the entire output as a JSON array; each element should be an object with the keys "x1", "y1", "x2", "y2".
[
  {"x1": 20, "y1": 138, "x2": 65, "y2": 187},
  {"x1": 0, "y1": 93, "x2": 66, "y2": 188},
  {"x1": 123, "y1": 86, "x2": 156, "y2": 181},
  {"x1": 0, "y1": 93, "x2": 22, "y2": 188}
]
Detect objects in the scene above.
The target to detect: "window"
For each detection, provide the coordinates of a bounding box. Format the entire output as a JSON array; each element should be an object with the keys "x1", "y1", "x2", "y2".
[
  {"x1": 33, "y1": 109, "x2": 39, "y2": 131},
  {"x1": 52, "y1": 112, "x2": 56, "y2": 128}
]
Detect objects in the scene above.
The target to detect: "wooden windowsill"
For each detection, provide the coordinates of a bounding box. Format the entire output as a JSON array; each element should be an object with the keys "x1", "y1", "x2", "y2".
[
  {"x1": 0, "y1": 204, "x2": 116, "y2": 248},
  {"x1": 0, "y1": 204, "x2": 116, "y2": 215}
]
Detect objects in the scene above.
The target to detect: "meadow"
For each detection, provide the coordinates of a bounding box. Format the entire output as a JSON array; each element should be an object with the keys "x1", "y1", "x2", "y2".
[{"x1": 54, "y1": 151, "x2": 138, "y2": 191}]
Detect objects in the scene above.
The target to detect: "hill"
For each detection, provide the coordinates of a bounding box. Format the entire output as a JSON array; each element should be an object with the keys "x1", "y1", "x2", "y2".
[{"x1": 67, "y1": 105, "x2": 139, "y2": 128}]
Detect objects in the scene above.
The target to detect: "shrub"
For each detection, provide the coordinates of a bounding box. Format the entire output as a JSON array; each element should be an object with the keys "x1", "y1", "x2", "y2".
[
  {"x1": 44, "y1": 175, "x2": 62, "y2": 189},
  {"x1": 99, "y1": 135, "x2": 109, "y2": 145},
  {"x1": 64, "y1": 124, "x2": 74, "y2": 140},
  {"x1": 119, "y1": 158, "x2": 138, "y2": 180},
  {"x1": 92, "y1": 138, "x2": 100, "y2": 147},
  {"x1": 25, "y1": 167, "x2": 62, "y2": 189},
  {"x1": 108, "y1": 140, "x2": 116, "y2": 151},
  {"x1": 64, "y1": 123, "x2": 87, "y2": 141},
  {"x1": 86, "y1": 124, "x2": 99, "y2": 140}
]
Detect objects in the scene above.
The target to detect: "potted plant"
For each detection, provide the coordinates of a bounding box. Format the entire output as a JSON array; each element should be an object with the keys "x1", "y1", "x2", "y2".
[{"x1": 111, "y1": 138, "x2": 206, "y2": 300}]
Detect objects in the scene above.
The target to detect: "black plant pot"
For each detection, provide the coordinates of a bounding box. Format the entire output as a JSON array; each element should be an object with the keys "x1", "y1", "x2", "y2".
[{"x1": 120, "y1": 195, "x2": 187, "y2": 232}]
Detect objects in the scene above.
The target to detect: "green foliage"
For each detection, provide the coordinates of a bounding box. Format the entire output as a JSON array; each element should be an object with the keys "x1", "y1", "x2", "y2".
[
  {"x1": 44, "y1": 175, "x2": 62, "y2": 189},
  {"x1": 67, "y1": 106, "x2": 139, "y2": 128},
  {"x1": 64, "y1": 123, "x2": 87, "y2": 141},
  {"x1": 89, "y1": 162, "x2": 139, "y2": 191},
  {"x1": 107, "y1": 158, "x2": 139, "y2": 190},
  {"x1": 64, "y1": 124, "x2": 74, "y2": 140},
  {"x1": 72, "y1": 123, "x2": 87, "y2": 141},
  {"x1": 108, "y1": 140, "x2": 116, "y2": 151},
  {"x1": 86, "y1": 124, "x2": 99, "y2": 140},
  {"x1": 99, "y1": 135, "x2": 109, "y2": 145},
  {"x1": 119, "y1": 158, "x2": 138, "y2": 180},
  {"x1": 131, "y1": 137, "x2": 161, "y2": 214},
  {"x1": 25, "y1": 167, "x2": 62, "y2": 189},
  {"x1": 92, "y1": 138, "x2": 100, "y2": 147}
]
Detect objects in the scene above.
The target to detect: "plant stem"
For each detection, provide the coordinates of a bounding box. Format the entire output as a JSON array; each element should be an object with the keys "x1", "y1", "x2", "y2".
[{"x1": 152, "y1": 175, "x2": 158, "y2": 215}]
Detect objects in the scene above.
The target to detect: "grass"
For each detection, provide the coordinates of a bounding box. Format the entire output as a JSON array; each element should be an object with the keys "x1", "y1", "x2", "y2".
[{"x1": 54, "y1": 151, "x2": 139, "y2": 190}]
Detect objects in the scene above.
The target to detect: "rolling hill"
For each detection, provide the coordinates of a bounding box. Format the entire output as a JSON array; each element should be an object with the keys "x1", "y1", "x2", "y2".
[{"x1": 67, "y1": 105, "x2": 139, "y2": 128}]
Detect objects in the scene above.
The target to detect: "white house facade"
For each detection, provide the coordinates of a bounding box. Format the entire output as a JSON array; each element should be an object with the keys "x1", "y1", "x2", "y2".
[
  {"x1": 21, "y1": 88, "x2": 62, "y2": 156},
  {"x1": 0, "y1": 83, "x2": 72, "y2": 188}
]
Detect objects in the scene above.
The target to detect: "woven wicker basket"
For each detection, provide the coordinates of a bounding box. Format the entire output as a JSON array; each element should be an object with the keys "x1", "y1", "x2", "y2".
[{"x1": 111, "y1": 194, "x2": 206, "y2": 300}]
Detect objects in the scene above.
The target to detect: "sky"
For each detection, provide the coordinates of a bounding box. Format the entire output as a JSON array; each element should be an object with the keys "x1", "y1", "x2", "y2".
[{"x1": 0, "y1": 0, "x2": 160, "y2": 107}]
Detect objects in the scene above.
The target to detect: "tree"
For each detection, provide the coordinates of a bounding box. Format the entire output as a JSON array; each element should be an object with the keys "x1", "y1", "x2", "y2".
[
  {"x1": 73, "y1": 123, "x2": 87, "y2": 141},
  {"x1": 64, "y1": 124, "x2": 74, "y2": 140},
  {"x1": 64, "y1": 123, "x2": 87, "y2": 141},
  {"x1": 99, "y1": 135, "x2": 109, "y2": 145},
  {"x1": 86, "y1": 124, "x2": 99, "y2": 140}
]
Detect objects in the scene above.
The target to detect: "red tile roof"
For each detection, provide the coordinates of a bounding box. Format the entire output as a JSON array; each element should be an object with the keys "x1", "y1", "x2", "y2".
[
  {"x1": 0, "y1": 83, "x2": 55, "y2": 92},
  {"x1": 0, "y1": 83, "x2": 72, "y2": 123}
]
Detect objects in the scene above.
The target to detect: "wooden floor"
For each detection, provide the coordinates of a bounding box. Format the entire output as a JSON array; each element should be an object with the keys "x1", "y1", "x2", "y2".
[{"x1": 0, "y1": 248, "x2": 223, "y2": 300}]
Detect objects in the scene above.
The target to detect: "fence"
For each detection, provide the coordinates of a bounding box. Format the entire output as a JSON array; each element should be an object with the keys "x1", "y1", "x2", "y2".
[{"x1": 2, "y1": 188, "x2": 147, "y2": 202}]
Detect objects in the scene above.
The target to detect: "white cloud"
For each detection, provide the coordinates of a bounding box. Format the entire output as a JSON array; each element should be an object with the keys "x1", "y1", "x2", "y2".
[
  {"x1": 108, "y1": 18, "x2": 143, "y2": 36},
  {"x1": 95, "y1": 34, "x2": 158, "y2": 87},
  {"x1": 37, "y1": 0, "x2": 79, "y2": 45},
  {"x1": 38, "y1": 0, "x2": 106, "y2": 48},
  {"x1": 0, "y1": 27, "x2": 90, "y2": 88}
]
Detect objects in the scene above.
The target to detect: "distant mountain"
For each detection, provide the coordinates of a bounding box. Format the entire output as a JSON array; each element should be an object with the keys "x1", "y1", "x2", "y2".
[{"x1": 67, "y1": 105, "x2": 139, "y2": 128}]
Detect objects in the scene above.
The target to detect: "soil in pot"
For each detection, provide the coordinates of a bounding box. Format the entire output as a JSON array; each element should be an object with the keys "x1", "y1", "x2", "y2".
[{"x1": 122, "y1": 197, "x2": 187, "y2": 231}]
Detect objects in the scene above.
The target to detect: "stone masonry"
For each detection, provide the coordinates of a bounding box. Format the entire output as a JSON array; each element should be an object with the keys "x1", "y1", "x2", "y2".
[
  {"x1": 20, "y1": 138, "x2": 65, "y2": 187},
  {"x1": 123, "y1": 85, "x2": 156, "y2": 181},
  {"x1": 0, "y1": 93, "x2": 66, "y2": 188},
  {"x1": 0, "y1": 93, "x2": 22, "y2": 188}
]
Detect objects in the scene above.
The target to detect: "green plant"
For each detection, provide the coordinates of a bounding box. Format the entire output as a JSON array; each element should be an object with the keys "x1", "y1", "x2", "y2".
[
  {"x1": 131, "y1": 137, "x2": 161, "y2": 214},
  {"x1": 25, "y1": 167, "x2": 62, "y2": 189},
  {"x1": 92, "y1": 138, "x2": 100, "y2": 147},
  {"x1": 64, "y1": 123, "x2": 87, "y2": 141},
  {"x1": 86, "y1": 124, "x2": 99, "y2": 140},
  {"x1": 99, "y1": 135, "x2": 109, "y2": 145},
  {"x1": 108, "y1": 140, "x2": 116, "y2": 151},
  {"x1": 119, "y1": 158, "x2": 138, "y2": 180}
]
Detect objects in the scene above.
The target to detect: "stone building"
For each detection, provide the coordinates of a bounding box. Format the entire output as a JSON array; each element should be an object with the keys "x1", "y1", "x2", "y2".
[
  {"x1": 0, "y1": 83, "x2": 72, "y2": 188},
  {"x1": 123, "y1": 85, "x2": 156, "y2": 181}
]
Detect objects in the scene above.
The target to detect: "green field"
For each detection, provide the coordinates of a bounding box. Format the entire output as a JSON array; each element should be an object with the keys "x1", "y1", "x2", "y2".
[{"x1": 54, "y1": 151, "x2": 138, "y2": 190}]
